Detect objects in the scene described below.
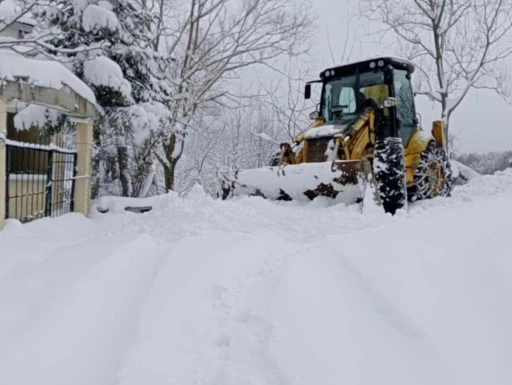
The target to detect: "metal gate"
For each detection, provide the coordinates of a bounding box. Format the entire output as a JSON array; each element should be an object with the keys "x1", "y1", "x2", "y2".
[{"x1": 5, "y1": 140, "x2": 77, "y2": 223}]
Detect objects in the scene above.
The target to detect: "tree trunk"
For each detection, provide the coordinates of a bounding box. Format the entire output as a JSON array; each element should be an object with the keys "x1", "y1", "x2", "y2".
[
  {"x1": 138, "y1": 161, "x2": 156, "y2": 198},
  {"x1": 117, "y1": 145, "x2": 131, "y2": 196},
  {"x1": 156, "y1": 132, "x2": 185, "y2": 192},
  {"x1": 163, "y1": 160, "x2": 178, "y2": 191},
  {"x1": 442, "y1": 110, "x2": 452, "y2": 156}
]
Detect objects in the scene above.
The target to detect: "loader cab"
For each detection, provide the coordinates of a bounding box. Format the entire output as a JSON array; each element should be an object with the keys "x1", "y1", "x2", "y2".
[{"x1": 305, "y1": 57, "x2": 417, "y2": 146}]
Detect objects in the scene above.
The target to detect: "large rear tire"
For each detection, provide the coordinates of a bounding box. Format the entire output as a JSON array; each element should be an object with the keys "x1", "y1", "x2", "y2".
[
  {"x1": 373, "y1": 137, "x2": 407, "y2": 215},
  {"x1": 409, "y1": 141, "x2": 452, "y2": 201}
]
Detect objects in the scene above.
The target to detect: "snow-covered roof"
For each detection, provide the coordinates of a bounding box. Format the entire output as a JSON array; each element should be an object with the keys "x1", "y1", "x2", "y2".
[
  {"x1": 0, "y1": 49, "x2": 96, "y2": 108},
  {"x1": 17, "y1": 16, "x2": 36, "y2": 26}
]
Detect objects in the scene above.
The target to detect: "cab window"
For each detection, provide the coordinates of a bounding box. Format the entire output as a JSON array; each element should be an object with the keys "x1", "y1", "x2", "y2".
[{"x1": 394, "y1": 70, "x2": 416, "y2": 145}]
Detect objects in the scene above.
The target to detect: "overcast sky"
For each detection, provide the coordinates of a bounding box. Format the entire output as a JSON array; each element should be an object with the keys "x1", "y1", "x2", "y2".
[{"x1": 305, "y1": 0, "x2": 512, "y2": 154}]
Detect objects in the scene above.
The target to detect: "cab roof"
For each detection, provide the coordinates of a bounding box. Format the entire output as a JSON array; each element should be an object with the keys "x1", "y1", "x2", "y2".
[{"x1": 319, "y1": 56, "x2": 415, "y2": 80}]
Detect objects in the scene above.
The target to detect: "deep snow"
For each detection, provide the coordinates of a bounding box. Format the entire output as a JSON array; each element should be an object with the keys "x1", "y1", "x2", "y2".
[{"x1": 1, "y1": 169, "x2": 512, "y2": 385}]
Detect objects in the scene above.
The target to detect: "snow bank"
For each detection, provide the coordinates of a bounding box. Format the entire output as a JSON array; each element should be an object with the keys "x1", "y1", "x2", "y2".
[
  {"x1": 0, "y1": 49, "x2": 96, "y2": 104},
  {"x1": 92, "y1": 195, "x2": 159, "y2": 213}
]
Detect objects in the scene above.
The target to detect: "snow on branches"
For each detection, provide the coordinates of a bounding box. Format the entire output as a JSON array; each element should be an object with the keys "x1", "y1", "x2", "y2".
[
  {"x1": 360, "y1": 0, "x2": 512, "y2": 144},
  {"x1": 0, "y1": 0, "x2": 315, "y2": 197},
  {"x1": 141, "y1": 0, "x2": 315, "y2": 191}
]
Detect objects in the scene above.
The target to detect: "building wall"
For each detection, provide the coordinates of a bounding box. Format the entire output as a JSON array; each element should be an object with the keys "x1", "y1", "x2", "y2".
[
  {"x1": 0, "y1": 21, "x2": 34, "y2": 40},
  {"x1": 0, "y1": 27, "x2": 19, "y2": 39}
]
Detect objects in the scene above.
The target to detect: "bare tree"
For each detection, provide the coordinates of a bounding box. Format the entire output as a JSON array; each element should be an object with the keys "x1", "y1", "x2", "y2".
[
  {"x1": 141, "y1": 0, "x2": 315, "y2": 191},
  {"x1": 258, "y1": 56, "x2": 315, "y2": 142},
  {"x1": 359, "y1": 0, "x2": 512, "y2": 153},
  {"x1": 325, "y1": 8, "x2": 360, "y2": 67},
  {"x1": 171, "y1": 101, "x2": 281, "y2": 195}
]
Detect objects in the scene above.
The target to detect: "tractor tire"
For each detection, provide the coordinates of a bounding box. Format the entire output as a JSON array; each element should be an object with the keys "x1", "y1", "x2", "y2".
[
  {"x1": 373, "y1": 137, "x2": 407, "y2": 215},
  {"x1": 409, "y1": 141, "x2": 452, "y2": 202}
]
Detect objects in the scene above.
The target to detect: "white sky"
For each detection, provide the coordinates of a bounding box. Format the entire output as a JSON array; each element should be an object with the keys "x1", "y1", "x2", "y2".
[{"x1": 305, "y1": 0, "x2": 512, "y2": 154}]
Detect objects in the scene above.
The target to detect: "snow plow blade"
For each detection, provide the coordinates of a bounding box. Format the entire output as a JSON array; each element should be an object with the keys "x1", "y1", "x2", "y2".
[{"x1": 219, "y1": 159, "x2": 373, "y2": 205}]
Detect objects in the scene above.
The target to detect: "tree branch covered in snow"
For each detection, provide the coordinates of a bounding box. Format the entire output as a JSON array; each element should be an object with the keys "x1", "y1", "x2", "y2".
[
  {"x1": 174, "y1": 102, "x2": 292, "y2": 196},
  {"x1": 0, "y1": 0, "x2": 315, "y2": 198},
  {"x1": 138, "y1": 0, "x2": 315, "y2": 191},
  {"x1": 359, "y1": 0, "x2": 512, "y2": 151},
  {"x1": 17, "y1": 0, "x2": 177, "y2": 198}
]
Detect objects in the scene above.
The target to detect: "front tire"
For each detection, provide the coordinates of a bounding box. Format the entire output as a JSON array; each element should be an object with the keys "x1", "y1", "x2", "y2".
[
  {"x1": 373, "y1": 137, "x2": 407, "y2": 215},
  {"x1": 409, "y1": 141, "x2": 452, "y2": 201}
]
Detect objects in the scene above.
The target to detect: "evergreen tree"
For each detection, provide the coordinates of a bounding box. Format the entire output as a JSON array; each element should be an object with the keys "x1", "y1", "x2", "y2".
[{"x1": 34, "y1": 0, "x2": 173, "y2": 197}]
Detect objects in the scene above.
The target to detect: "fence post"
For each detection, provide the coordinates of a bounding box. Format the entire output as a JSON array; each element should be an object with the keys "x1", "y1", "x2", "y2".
[
  {"x1": 74, "y1": 122, "x2": 93, "y2": 216},
  {"x1": 44, "y1": 150, "x2": 54, "y2": 218},
  {"x1": 0, "y1": 98, "x2": 7, "y2": 230}
]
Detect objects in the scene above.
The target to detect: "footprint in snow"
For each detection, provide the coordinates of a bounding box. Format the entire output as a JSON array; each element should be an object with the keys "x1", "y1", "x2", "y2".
[{"x1": 235, "y1": 310, "x2": 274, "y2": 344}]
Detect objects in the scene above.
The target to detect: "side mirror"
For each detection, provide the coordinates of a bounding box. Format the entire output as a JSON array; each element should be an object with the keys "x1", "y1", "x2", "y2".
[
  {"x1": 304, "y1": 83, "x2": 311, "y2": 100},
  {"x1": 309, "y1": 111, "x2": 319, "y2": 120},
  {"x1": 383, "y1": 97, "x2": 397, "y2": 108}
]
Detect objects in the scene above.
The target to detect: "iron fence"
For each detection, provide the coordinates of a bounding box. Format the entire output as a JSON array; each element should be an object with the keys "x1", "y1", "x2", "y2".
[{"x1": 5, "y1": 140, "x2": 77, "y2": 223}]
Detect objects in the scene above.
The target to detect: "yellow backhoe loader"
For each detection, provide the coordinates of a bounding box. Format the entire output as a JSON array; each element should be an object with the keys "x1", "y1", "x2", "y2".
[{"x1": 219, "y1": 57, "x2": 452, "y2": 214}]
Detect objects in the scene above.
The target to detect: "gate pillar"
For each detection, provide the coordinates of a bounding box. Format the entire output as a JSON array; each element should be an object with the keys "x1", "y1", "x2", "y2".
[
  {"x1": 0, "y1": 98, "x2": 7, "y2": 230},
  {"x1": 73, "y1": 122, "x2": 93, "y2": 217}
]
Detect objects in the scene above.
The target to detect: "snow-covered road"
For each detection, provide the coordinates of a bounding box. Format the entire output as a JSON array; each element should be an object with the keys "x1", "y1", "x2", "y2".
[{"x1": 1, "y1": 169, "x2": 512, "y2": 385}]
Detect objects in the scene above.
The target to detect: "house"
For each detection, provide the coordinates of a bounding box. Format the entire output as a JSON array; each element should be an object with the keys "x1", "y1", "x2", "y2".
[
  {"x1": 0, "y1": 16, "x2": 36, "y2": 40},
  {"x1": 0, "y1": 15, "x2": 97, "y2": 228},
  {"x1": 0, "y1": 15, "x2": 41, "y2": 143}
]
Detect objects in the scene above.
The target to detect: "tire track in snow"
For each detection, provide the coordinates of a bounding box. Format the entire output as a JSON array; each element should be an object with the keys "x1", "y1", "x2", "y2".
[
  {"x1": 115, "y1": 231, "x2": 299, "y2": 385},
  {"x1": 334, "y1": 251, "x2": 425, "y2": 339},
  {"x1": 0, "y1": 233, "x2": 171, "y2": 385},
  {"x1": 0, "y1": 233, "x2": 143, "y2": 353},
  {"x1": 205, "y1": 243, "x2": 300, "y2": 385}
]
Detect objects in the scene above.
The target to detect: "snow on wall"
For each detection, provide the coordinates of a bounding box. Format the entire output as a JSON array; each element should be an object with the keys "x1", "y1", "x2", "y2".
[
  {"x1": 0, "y1": 49, "x2": 96, "y2": 104},
  {"x1": 13, "y1": 104, "x2": 60, "y2": 130},
  {"x1": 6, "y1": 139, "x2": 77, "y2": 154}
]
